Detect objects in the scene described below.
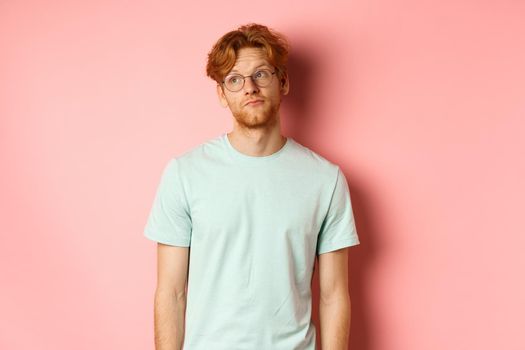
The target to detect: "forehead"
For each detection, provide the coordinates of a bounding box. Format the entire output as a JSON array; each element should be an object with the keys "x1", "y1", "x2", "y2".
[{"x1": 229, "y1": 47, "x2": 271, "y2": 73}]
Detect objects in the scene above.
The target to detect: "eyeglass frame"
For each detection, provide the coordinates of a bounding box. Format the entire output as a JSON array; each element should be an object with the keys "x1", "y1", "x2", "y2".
[{"x1": 221, "y1": 68, "x2": 277, "y2": 92}]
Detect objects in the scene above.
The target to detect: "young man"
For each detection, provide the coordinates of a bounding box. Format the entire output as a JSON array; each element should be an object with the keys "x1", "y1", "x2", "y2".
[{"x1": 144, "y1": 23, "x2": 360, "y2": 350}]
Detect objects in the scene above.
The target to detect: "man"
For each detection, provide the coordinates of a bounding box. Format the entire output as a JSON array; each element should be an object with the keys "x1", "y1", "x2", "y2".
[{"x1": 144, "y1": 23, "x2": 360, "y2": 350}]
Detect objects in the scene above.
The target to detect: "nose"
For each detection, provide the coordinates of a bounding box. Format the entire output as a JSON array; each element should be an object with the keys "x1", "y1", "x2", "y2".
[{"x1": 243, "y1": 76, "x2": 260, "y2": 94}]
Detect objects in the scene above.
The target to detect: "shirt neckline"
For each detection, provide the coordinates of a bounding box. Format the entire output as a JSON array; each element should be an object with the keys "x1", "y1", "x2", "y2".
[{"x1": 222, "y1": 132, "x2": 291, "y2": 163}]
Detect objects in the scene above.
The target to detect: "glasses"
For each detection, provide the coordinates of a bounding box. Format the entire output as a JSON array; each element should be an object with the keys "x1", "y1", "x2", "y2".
[{"x1": 222, "y1": 69, "x2": 276, "y2": 92}]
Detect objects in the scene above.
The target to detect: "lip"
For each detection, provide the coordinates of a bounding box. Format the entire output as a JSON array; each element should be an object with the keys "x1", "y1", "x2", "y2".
[{"x1": 245, "y1": 99, "x2": 264, "y2": 106}]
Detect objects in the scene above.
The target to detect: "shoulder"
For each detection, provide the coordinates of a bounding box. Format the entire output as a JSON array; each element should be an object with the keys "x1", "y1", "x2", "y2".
[
  {"x1": 169, "y1": 133, "x2": 224, "y2": 168},
  {"x1": 287, "y1": 138, "x2": 341, "y2": 182}
]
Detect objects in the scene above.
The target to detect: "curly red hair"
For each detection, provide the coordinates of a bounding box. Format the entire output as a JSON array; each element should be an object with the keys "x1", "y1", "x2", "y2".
[{"x1": 206, "y1": 23, "x2": 290, "y2": 88}]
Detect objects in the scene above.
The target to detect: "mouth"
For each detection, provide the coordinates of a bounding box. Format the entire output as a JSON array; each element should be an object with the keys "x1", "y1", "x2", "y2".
[{"x1": 245, "y1": 99, "x2": 264, "y2": 106}]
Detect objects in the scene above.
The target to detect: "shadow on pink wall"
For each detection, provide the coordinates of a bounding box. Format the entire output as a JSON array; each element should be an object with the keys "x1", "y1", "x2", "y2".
[{"x1": 285, "y1": 43, "x2": 376, "y2": 350}]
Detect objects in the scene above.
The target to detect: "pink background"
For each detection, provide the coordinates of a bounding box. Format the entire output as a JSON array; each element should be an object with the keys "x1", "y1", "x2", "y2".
[{"x1": 1, "y1": 1, "x2": 524, "y2": 349}]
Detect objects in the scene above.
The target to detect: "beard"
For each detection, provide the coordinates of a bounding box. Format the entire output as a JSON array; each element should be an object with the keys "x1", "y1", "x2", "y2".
[{"x1": 231, "y1": 100, "x2": 280, "y2": 130}]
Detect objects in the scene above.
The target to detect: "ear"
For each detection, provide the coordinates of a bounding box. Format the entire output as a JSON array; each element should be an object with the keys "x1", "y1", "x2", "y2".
[
  {"x1": 216, "y1": 83, "x2": 229, "y2": 108},
  {"x1": 280, "y1": 72, "x2": 290, "y2": 96}
]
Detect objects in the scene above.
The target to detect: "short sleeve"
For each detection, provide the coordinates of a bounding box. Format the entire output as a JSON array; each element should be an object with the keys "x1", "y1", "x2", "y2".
[
  {"x1": 316, "y1": 166, "x2": 360, "y2": 255},
  {"x1": 143, "y1": 158, "x2": 192, "y2": 247}
]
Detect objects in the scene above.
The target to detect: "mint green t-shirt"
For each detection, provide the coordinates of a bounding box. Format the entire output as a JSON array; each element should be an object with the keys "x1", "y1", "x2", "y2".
[{"x1": 144, "y1": 133, "x2": 360, "y2": 349}]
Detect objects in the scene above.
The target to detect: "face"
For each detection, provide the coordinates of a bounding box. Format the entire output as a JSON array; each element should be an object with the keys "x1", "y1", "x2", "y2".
[{"x1": 216, "y1": 47, "x2": 289, "y2": 130}]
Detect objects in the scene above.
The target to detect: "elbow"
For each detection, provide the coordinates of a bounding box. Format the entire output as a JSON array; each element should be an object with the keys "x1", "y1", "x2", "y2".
[
  {"x1": 320, "y1": 290, "x2": 351, "y2": 306},
  {"x1": 155, "y1": 287, "x2": 187, "y2": 302}
]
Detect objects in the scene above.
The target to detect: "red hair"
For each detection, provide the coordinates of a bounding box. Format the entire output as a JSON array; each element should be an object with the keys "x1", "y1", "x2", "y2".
[{"x1": 206, "y1": 23, "x2": 290, "y2": 87}]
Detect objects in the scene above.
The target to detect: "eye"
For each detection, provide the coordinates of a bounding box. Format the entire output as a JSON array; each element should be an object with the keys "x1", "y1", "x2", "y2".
[
  {"x1": 227, "y1": 76, "x2": 241, "y2": 84},
  {"x1": 254, "y1": 70, "x2": 266, "y2": 79}
]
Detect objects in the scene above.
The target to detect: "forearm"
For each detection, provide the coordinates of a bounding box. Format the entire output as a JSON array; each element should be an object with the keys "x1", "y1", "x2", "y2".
[
  {"x1": 319, "y1": 294, "x2": 352, "y2": 350},
  {"x1": 153, "y1": 289, "x2": 187, "y2": 350}
]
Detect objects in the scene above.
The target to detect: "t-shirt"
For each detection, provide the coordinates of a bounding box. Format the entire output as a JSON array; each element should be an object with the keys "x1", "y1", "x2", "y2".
[{"x1": 143, "y1": 132, "x2": 360, "y2": 350}]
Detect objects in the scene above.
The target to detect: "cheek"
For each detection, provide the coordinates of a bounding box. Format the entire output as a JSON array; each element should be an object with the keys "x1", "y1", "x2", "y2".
[{"x1": 268, "y1": 92, "x2": 281, "y2": 105}]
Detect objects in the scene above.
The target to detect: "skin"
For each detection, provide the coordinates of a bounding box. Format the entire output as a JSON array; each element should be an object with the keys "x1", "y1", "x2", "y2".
[
  {"x1": 153, "y1": 46, "x2": 353, "y2": 350},
  {"x1": 319, "y1": 247, "x2": 353, "y2": 349},
  {"x1": 154, "y1": 244, "x2": 189, "y2": 350},
  {"x1": 216, "y1": 46, "x2": 290, "y2": 157}
]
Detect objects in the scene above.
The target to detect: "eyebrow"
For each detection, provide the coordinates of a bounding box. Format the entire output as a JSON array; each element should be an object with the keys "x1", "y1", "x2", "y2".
[{"x1": 229, "y1": 63, "x2": 271, "y2": 74}]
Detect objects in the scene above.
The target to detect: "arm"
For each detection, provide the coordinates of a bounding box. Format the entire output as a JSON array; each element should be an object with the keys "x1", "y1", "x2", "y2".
[
  {"x1": 153, "y1": 243, "x2": 190, "y2": 350},
  {"x1": 318, "y1": 247, "x2": 352, "y2": 350}
]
